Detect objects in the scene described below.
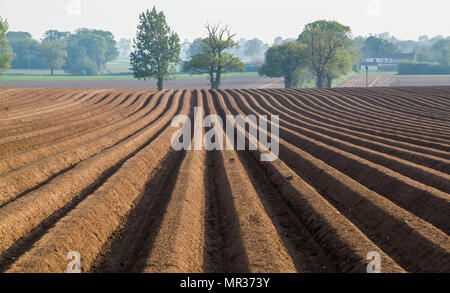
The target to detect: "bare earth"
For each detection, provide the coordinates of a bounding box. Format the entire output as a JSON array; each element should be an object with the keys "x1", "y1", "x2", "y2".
[
  {"x1": 0, "y1": 87, "x2": 449, "y2": 273},
  {"x1": 0, "y1": 76, "x2": 284, "y2": 89},
  {"x1": 339, "y1": 75, "x2": 450, "y2": 87}
]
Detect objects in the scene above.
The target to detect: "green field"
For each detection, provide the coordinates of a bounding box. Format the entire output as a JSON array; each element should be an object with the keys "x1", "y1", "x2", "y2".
[
  {"x1": 0, "y1": 56, "x2": 263, "y2": 81},
  {"x1": 0, "y1": 71, "x2": 259, "y2": 81},
  {"x1": 6, "y1": 62, "x2": 446, "y2": 85}
]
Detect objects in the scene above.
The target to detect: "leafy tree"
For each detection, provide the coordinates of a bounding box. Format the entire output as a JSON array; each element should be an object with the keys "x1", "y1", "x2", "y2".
[
  {"x1": 42, "y1": 30, "x2": 70, "y2": 42},
  {"x1": 291, "y1": 67, "x2": 314, "y2": 88},
  {"x1": 273, "y1": 37, "x2": 296, "y2": 46},
  {"x1": 89, "y1": 29, "x2": 119, "y2": 66},
  {"x1": 75, "y1": 29, "x2": 118, "y2": 69},
  {"x1": 64, "y1": 29, "x2": 118, "y2": 74},
  {"x1": 323, "y1": 48, "x2": 354, "y2": 87},
  {"x1": 117, "y1": 38, "x2": 131, "y2": 57},
  {"x1": 6, "y1": 31, "x2": 41, "y2": 69},
  {"x1": 180, "y1": 39, "x2": 192, "y2": 60},
  {"x1": 69, "y1": 56, "x2": 98, "y2": 75},
  {"x1": 432, "y1": 39, "x2": 450, "y2": 66},
  {"x1": 416, "y1": 46, "x2": 434, "y2": 62},
  {"x1": 259, "y1": 41, "x2": 308, "y2": 88},
  {"x1": 244, "y1": 38, "x2": 264, "y2": 59},
  {"x1": 0, "y1": 17, "x2": 12, "y2": 75},
  {"x1": 77, "y1": 33, "x2": 107, "y2": 69},
  {"x1": 430, "y1": 35, "x2": 444, "y2": 46},
  {"x1": 353, "y1": 36, "x2": 366, "y2": 51},
  {"x1": 273, "y1": 36, "x2": 283, "y2": 46},
  {"x1": 362, "y1": 36, "x2": 397, "y2": 57},
  {"x1": 183, "y1": 23, "x2": 245, "y2": 89},
  {"x1": 186, "y1": 38, "x2": 203, "y2": 59},
  {"x1": 40, "y1": 41, "x2": 67, "y2": 75},
  {"x1": 130, "y1": 7, "x2": 181, "y2": 90},
  {"x1": 64, "y1": 37, "x2": 98, "y2": 75},
  {"x1": 298, "y1": 20, "x2": 353, "y2": 88},
  {"x1": 418, "y1": 35, "x2": 430, "y2": 44}
]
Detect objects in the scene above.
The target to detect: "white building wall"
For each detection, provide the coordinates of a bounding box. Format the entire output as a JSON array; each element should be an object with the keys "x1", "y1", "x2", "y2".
[{"x1": 361, "y1": 65, "x2": 379, "y2": 71}]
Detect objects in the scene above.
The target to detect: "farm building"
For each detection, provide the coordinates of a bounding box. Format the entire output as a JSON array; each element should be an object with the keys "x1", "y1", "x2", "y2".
[{"x1": 360, "y1": 52, "x2": 415, "y2": 71}]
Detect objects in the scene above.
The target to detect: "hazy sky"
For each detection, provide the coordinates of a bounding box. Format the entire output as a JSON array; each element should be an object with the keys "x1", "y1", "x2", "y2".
[{"x1": 1, "y1": 0, "x2": 449, "y2": 43}]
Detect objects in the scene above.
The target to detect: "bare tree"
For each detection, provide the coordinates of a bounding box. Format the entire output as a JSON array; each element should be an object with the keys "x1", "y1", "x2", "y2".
[{"x1": 184, "y1": 23, "x2": 244, "y2": 89}]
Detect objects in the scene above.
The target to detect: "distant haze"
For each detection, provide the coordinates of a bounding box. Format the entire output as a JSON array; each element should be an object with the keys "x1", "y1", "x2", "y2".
[{"x1": 1, "y1": 0, "x2": 449, "y2": 42}]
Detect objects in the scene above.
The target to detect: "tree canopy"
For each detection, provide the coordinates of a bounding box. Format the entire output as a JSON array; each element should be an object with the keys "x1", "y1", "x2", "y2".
[
  {"x1": 6, "y1": 31, "x2": 41, "y2": 69},
  {"x1": 69, "y1": 29, "x2": 118, "y2": 71},
  {"x1": 117, "y1": 38, "x2": 131, "y2": 57},
  {"x1": 362, "y1": 36, "x2": 398, "y2": 57},
  {"x1": 298, "y1": 20, "x2": 354, "y2": 88},
  {"x1": 4, "y1": 28, "x2": 119, "y2": 75},
  {"x1": 130, "y1": 7, "x2": 181, "y2": 90},
  {"x1": 432, "y1": 39, "x2": 450, "y2": 66},
  {"x1": 183, "y1": 23, "x2": 245, "y2": 89},
  {"x1": 244, "y1": 38, "x2": 265, "y2": 60},
  {"x1": 42, "y1": 30, "x2": 70, "y2": 43},
  {"x1": 0, "y1": 17, "x2": 12, "y2": 75},
  {"x1": 186, "y1": 38, "x2": 203, "y2": 60},
  {"x1": 259, "y1": 42, "x2": 308, "y2": 88},
  {"x1": 40, "y1": 41, "x2": 67, "y2": 75}
]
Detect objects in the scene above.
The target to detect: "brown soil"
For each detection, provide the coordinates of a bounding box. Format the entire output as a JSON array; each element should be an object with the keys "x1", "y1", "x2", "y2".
[{"x1": 0, "y1": 87, "x2": 448, "y2": 273}]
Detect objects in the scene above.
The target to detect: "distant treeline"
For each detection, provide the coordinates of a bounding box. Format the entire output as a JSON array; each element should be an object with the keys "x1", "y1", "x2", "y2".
[
  {"x1": 398, "y1": 61, "x2": 450, "y2": 75},
  {"x1": 6, "y1": 28, "x2": 293, "y2": 76},
  {"x1": 6, "y1": 29, "x2": 120, "y2": 75},
  {"x1": 2, "y1": 21, "x2": 450, "y2": 78},
  {"x1": 355, "y1": 33, "x2": 450, "y2": 75}
]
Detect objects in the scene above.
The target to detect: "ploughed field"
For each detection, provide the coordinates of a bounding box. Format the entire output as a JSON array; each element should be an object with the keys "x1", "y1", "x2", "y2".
[
  {"x1": 0, "y1": 87, "x2": 449, "y2": 273},
  {"x1": 339, "y1": 75, "x2": 450, "y2": 87}
]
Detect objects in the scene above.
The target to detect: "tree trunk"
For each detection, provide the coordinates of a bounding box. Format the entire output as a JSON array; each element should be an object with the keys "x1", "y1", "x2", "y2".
[
  {"x1": 214, "y1": 67, "x2": 222, "y2": 89},
  {"x1": 316, "y1": 72, "x2": 322, "y2": 88},
  {"x1": 157, "y1": 78, "x2": 164, "y2": 91},
  {"x1": 50, "y1": 66, "x2": 54, "y2": 76},
  {"x1": 284, "y1": 72, "x2": 293, "y2": 88},
  {"x1": 209, "y1": 69, "x2": 215, "y2": 89},
  {"x1": 326, "y1": 74, "x2": 332, "y2": 88}
]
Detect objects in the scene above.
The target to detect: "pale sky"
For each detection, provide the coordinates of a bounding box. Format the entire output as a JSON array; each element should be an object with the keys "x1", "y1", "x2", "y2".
[{"x1": 1, "y1": 0, "x2": 449, "y2": 43}]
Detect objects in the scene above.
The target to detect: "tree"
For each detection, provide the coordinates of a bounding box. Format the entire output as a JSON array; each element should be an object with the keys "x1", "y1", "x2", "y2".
[
  {"x1": 186, "y1": 38, "x2": 203, "y2": 59},
  {"x1": 117, "y1": 38, "x2": 131, "y2": 57},
  {"x1": 65, "y1": 36, "x2": 98, "y2": 76},
  {"x1": 432, "y1": 39, "x2": 450, "y2": 66},
  {"x1": 298, "y1": 20, "x2": 353, "y2": 88},
  {"x1": 180, "y1": 39, "x2": 191, "y2": 60},
  {"x1": 40, "y1": 41, "x2": 67, "y2": 75},
  {"x1": 75, "y1": 29, "x2": 118, "y2": 69},
  {"x1": 77, "y1": 33, "x2": 107, "y2": 69},
  {"x1": 183, "y1": 23, "x2": 245, "y2": 89},
  {"x1": 0, "y1": 17, "x2": 13, "y2": 75},
  {"x1": 362, "y1": 36, "x2": 397, "y2": 57},
  {"x1": 273, "y1": 36, "x2": 283, "y2": 46},
  {"x1": 418, "y1": 35, "x2": 430, "y2": 44},
  {"x1": 259, "y1": 42, "x2": 309, "y2": 88},
  {"x1": 130, "y1": 7, "x2": 181, "y2": 90},
  {"x1": 6, "y1": 31, "x2": 41, "y2": 69},
  {"x1": 244, "y1": 38, "x2": 264, "y2": 59},
  {"x1": 63, "y1": 29, "x2": 119, "y2": 74},
  {"x1": 323, "y1": 48, "x2": 354, "y2": 87},
  {"x1": 416, "y1": 46, "x2": 434, "y2": 62},
  {"x1": 89, "y1": 29, "x2": 119, "y2": 66},
  {"x1": 42, "y1": 30, "x2": 70, "y2": 43}
]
